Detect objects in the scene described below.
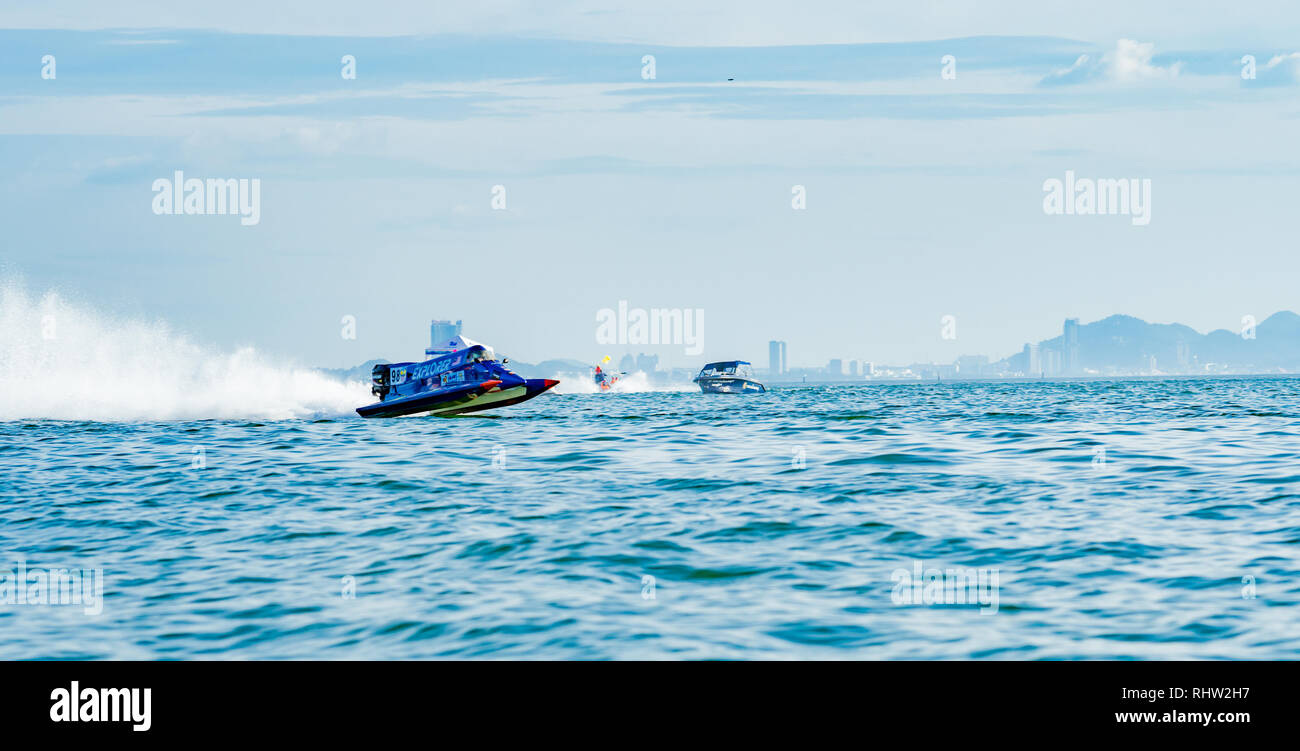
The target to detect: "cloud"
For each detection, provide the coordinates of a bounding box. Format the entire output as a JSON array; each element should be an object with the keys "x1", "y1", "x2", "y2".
[
  {"x1": 1108, "y1": 39, "x2": 1183, "y2": 80},
  {"x1": 1040, "y1": 53, "x2": 1095, "y2": 85},
  {"x1": 1253, "y1": 52, "x2": 1300, "y2": 85},
  {"x1": 1040, "y1": 39, "x2": 1182, "y2": 86}
]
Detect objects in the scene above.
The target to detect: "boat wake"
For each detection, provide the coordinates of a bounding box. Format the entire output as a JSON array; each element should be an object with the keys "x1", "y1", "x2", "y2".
[
  {"x1": 551, "y1": 370, "x2": 694, "y2": 394},
  {"x1": 0, "y1": 280, "x2": 369, "y2": 421}
]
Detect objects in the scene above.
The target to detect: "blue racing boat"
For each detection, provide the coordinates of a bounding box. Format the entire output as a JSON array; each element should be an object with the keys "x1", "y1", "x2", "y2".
[{"x1": 357, "y1": 338, "x2": 558, "y2": 417}]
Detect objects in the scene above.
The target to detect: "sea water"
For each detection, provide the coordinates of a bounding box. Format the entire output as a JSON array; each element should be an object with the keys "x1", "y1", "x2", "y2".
[{"x1": 2, "y1": 378, "x2": 1299, "y2": 659}]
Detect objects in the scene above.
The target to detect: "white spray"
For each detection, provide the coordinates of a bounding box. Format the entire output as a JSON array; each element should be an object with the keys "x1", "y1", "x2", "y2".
[
  {"x1": 0, "y1": 281, "x2": 369, "y2": 421},
  {"x1": 550, "y1": 370, "x2": 694, "y2": 395}
]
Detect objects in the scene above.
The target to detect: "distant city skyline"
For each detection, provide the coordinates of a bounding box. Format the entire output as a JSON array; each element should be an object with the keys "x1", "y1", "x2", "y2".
[
  {"x1": 453, "y1": 308, "x2": 1300, "y2": 383},
  {"x1": 772, "y1": 311, "x2": 1300, "y2": 381}
]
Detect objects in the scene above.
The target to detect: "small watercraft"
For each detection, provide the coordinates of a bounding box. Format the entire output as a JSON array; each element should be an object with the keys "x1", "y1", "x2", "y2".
[
  {"x1": 693, "y1": 360, "x2": 766, "y2": 394},
  {"x1": 593, "y1": 361, "x2": 627, "y2": 392},
  {"x1": 591, "y1": 355, "x2": 626, "y2": 392},
  {"x1": 593, "y1": 365, "x2": 620, "y2": 391},
  {"x1": 357, "y1": 336, "x2": 558, "y2": 417}
]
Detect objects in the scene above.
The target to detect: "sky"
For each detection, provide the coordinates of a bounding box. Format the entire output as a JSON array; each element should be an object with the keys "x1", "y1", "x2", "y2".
[{"x1": 1, "y1": 2, "x2": 1298, "y2": 370}]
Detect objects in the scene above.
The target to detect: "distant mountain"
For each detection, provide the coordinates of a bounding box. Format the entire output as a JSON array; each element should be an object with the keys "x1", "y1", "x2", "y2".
[
  {"x1": 1007, "y1": 311, "x2": 1300, "y2": 372},
  {"x1": 1197, "y1": 312, "x2": 1300, "y2": 367},
  {"x1": 317, "y1": 358, "x2": 388, "y2": 382}
]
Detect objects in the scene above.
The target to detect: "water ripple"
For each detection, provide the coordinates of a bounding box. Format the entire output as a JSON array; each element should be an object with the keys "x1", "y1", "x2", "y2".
[{"x1": 2, "y1": 378, "x2": 1299, "y2": 658}]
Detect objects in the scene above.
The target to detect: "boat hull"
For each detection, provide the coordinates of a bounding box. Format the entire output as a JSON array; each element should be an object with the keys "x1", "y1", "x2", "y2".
[
  {"x1": 429, "y1": 380, "x2": 557, "y2": 415},
  {"x1": 695, "y1": 377, "x2": 766, "y2": 394},
  {"x1": 357, "y1": 378, "x2": 558, "y2": 418}
]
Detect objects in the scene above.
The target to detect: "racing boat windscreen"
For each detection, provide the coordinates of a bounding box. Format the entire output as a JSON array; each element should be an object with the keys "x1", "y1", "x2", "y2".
[
  {"x1": 698, "y1": 361, "x2": 753, "y2": 378},
  {"x1": 465, "y1": 346, "x2": 496, "y2": 363}
]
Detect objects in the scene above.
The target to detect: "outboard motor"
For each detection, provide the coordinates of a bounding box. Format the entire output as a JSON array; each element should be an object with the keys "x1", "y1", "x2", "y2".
[{"x1": 371, "y1": 364, "x2": 391, "y2": 399}]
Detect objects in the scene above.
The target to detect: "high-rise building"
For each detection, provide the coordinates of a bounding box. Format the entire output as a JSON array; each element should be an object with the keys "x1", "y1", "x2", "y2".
[
  {"x1": 1063, "y1": 318, "x2": 1080, "y2": 375},
  {"x1": 1042, "y1": 347, "x2": 1061, "y2": 376},
  {"x1": 426, "y1": 319, "x2": 464, "y2": 358},
  {"x1": 827, "y1": 358, "x2": 843, "y2": 376},
  {"x1": 618, "y1": 354, "x2": 635, "y2": 373},
  {"x1": 848, "y1": 360, "x2": 860, "y2": 377},
  {"x1": 768, "y1": 340, "x2": 787, "y2": 376},
  {"x1": 635, "y1": 353, "x2": 659, "y2": 373},
  {"x1": 863, "y1": 361, "x2": 875, "y2": 377},
  {"x1": 1024, "y1": 343, "x2": 1040, "y2": 375}
]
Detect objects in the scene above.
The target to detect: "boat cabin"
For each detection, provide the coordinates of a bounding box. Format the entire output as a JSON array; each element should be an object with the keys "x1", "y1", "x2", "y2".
[{"x1": 696, "y1": 361, "x2": 755, "y2": 379}]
